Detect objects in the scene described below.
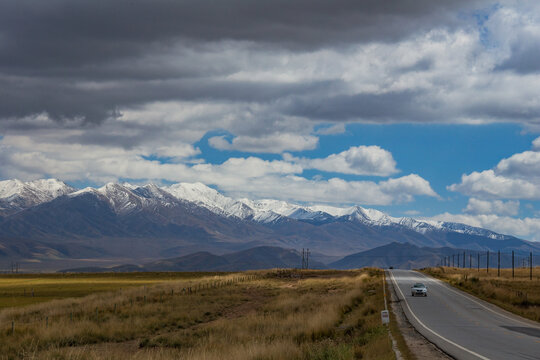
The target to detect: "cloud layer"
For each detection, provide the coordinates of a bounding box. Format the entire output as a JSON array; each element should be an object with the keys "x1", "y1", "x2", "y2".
[
  {"x1": 2, "y1": 1, "x2": 540, "y2": 133},
  {"x1": 0, "y1": 133, "x2": 436, "y2": 205},
  {"x1": 1, "y1": 1, "x2": 540, "y2": 241}
]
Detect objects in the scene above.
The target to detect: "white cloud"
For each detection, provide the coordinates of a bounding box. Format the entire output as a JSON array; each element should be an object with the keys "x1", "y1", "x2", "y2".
[
  {"x1": 449, "y1": 170, "x2": 540, "y2": 199},
  {"x1": 217, "y1": 174, "x2": 438, "y2": 206},
  {"x1": 426, "y1": 212, "x2": 540, "y2": 241},
  {"x1": 379, "y1": 174, "x2": 439, "y2": 201},
  {"x1": 449, "y1": 135, "x2": 540, "y2": 200},
  {"x1": 532, "y1": 136, "x2": 540, "y2": 150},
  {"x1": 495, "y1": 150, "x2": 540, "y2": 179},
  {"x1": 152, "y1": 144, "x2": 201, "y2": 160},
  {"x1": 464, "y1": 198, "x2": 520, "y2": 216},
  {"x1": 283, "y1": 145, "x2": 398, "y2": 176},
  {"x1": 208, "y1": 133, "x2": 319, "y2": 153},
  {"x1": 0, "y1": 134, "x2": 437, "y2": 206}
]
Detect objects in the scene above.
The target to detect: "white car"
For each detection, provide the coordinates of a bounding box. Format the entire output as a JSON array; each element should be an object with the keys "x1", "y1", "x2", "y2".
[{"x1": 411, "y1": 282, "x2": 427, "y2": 297}]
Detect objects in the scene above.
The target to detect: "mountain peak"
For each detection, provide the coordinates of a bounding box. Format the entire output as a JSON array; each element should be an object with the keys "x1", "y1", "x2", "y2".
[
  {"x1": 0, "y1": 178, "x2": 518, "y2": 243},
  {"x1": 0, "y1": 178, "x2": 76, "y2": 215}
]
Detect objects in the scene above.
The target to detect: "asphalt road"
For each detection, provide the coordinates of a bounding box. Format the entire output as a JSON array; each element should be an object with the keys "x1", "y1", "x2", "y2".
[{"x1": 388, "y1": 269, "x2": 540, "y2": 360}]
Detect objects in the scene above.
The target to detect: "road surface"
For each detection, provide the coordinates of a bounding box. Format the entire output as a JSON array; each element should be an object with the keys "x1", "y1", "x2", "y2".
[{"x1": 388, "y1": 269, "x2": 540, "y2": 360}]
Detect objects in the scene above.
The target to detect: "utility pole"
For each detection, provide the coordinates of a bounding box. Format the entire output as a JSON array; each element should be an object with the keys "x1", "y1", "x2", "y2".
[
  {"x1": 452, "y1": 254, "x2": 455, "y2": 267},
  {"x1": 469, "y1": 253, "x2": 472, "y2": 269},
  {"x1": 306, "y1": 248, "x2": 310, "y2": 269},
  {"x1": 487, "y1": 250, "x2": 489, "y2": 273},
  {"x1": 477, "y1": 253, "x2": 480, "y2": 272},
  {"x1": 463, "y1": 251, "x2": 466, "y2": 268}
]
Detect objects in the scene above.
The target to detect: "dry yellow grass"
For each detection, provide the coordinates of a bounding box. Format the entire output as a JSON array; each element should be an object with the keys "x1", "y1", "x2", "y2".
[
  {"x1": 0, "y1": 272, "x2": 224, "y2": 309},
  {"x1": 0, "y1": 269, "x2": 395, "y2": 359},
  {"x1": 422, "y1": 266, "x2": 540, "y2": 322}
]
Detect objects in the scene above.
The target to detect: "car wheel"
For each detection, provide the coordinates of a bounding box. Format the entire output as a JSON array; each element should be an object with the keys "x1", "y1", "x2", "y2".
[{"x1": 411, "y1": 293, "x2": 414, "y2": 297}]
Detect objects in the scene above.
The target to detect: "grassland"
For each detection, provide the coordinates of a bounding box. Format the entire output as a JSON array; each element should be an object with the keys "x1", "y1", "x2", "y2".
[
  {"x1": 422, "y1": 266, "x2": 540, "y2": 322},
  {"x1": 0, "y1": 272, "x2": 225, "y2": 310},
  {"x1": 0, "y1": 269, "x2": 397, "y2": 359}
]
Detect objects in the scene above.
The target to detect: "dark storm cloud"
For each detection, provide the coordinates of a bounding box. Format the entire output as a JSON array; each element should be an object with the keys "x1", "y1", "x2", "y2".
[
  {"x1": 496, "y1": 41, "x2": 540, "y2": 74},
  {"x1": 0, "y1": 70, "x2": 339, "y2": 128},
  {"x1": 0, "y1": 0, "x2": 524, "y2": 128},
  {"x1": 0, "y1": 0, "x2": 486, "y2": 69},
  {"x1": 286, "y1": 91, "x2": 438, "y2": 122},
  {"x1": 290, "y1": 88, "x2": 540, "y2": 124}
]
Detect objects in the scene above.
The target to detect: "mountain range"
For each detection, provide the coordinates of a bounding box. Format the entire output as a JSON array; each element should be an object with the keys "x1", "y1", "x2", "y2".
[
  {"x1": 1, "y1": 179, "x2": 539, "y2": 270},
  {"x1": 59, "y1": 246, "x2": 327, "y2": 272},
  {"x1": 58, "y1": 242, "x2": 531, "y2": 272}
]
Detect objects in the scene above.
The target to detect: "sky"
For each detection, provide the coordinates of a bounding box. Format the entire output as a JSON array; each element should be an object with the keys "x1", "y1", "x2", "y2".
[{"x1": 1, "y1": 1, "x2": 540, "y2": 240}]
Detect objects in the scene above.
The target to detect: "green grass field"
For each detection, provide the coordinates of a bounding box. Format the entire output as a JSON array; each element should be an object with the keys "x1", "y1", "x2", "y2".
[{"x1": 0, "y1": 269, "x2": 399, "y2": 359}]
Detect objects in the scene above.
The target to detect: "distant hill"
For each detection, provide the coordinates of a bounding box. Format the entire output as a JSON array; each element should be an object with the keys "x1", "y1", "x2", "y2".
[
  {"x1": 60, "y1": 246, "x2": 327, "y2": 272},
  {"x1": 331, "y1": 242, "x2": 492, "y2": 270}
]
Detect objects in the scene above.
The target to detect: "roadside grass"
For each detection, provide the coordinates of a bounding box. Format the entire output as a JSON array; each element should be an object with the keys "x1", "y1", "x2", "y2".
[
  {"x1": 0, "y1": 269, "x2": 396, "y2": 359},
  {"x1": 422, "y1": 267, "x2": 540, "y2": 322},
  {"x1": 0, "y1": 272, "x2": 226, "y2": 309}
]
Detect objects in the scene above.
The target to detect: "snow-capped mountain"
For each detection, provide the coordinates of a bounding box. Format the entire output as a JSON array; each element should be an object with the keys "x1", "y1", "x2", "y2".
[
  {"x1": 0, "y1": 178, "x2": 513, "y2": 241},
  {"x1": 0, "y1": 179, "x2": 76, "y2": 215},
  {"x1": 0, "y1": 178, "x2": 534, "y2": 266}
]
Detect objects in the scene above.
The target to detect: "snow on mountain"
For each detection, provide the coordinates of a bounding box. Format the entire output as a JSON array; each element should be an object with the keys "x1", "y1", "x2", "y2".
[
  {"x1": 0, "y1": 179, "x2": 74, "y2": 201},
  {"x1": 0, "y1": 179, "x2": 76, "y2": 214},
  {"x1": 70, "y1": 183, "x2": 179, "y2": 215},
  {"x1": 163, "y1": 182, "x2": 255, "y2": 219},
  {"x1": 397, "y1": 217, "x2": 438, "y2": 234},
  {"x1": 157, "y1": 183, "x2": 515, "y2": 238},
  {"x1": 97, "y1": 183, "x2": 145, "y2": 215},
  {"x1": 0, "y1": 178, "x2": 514, "y2": 241},
  {"x1": 438, "y1": 222, "x2": 509, "y2": 240}
]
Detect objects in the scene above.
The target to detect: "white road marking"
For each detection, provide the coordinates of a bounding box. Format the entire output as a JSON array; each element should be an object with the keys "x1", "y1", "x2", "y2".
[
  {"x1": 416, "y1": 271, "x2": 540, "y2": 329},
  {"x1": 389, "y1": 270, "x2": 490, "y2": 360}
]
